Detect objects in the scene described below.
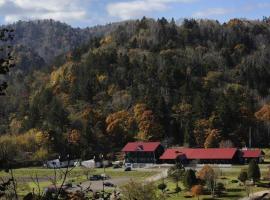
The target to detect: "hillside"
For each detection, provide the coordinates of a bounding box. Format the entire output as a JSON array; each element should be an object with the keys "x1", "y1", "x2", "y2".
[
  {"x1": 2, "y1": 19, "x2": 122, "y2": 73},
  {"x1": 2, "y1": 17, "x2": 270, "y2": 160}
]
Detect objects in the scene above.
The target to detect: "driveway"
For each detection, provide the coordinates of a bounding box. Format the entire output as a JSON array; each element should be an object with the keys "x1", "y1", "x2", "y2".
[
  {"x1": 68, "y1": 167, "x2": 168, "y2": 192},
  {"x1": 68, "y1": 177, "x2": 132, "y2": 192}
]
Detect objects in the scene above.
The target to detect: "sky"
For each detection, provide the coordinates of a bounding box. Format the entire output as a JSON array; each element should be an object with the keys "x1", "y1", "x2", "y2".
[{"x1": 0, "y1": 0, "x2": 270, "y2": 28}]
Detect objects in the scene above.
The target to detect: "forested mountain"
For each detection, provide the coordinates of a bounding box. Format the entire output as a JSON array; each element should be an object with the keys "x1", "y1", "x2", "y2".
[
  {"x1": 2, "y1": 17, "x2": 270, "y2": 162},
  {"x1": 2, "y1": 19, "x2": 121, "y2": 72}
]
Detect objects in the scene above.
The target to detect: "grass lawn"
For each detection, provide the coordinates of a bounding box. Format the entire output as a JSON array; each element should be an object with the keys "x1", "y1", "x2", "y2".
[
  {"x1": 156, "y1": 163, "x2": 270, "y2": 200},
  {"x1": 0, "y1": 167, "x2": 157, "y2": 197}
]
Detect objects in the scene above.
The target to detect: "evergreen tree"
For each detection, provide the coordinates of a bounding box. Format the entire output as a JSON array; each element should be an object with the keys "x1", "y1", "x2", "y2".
[
  {"x1": 183, "y1": 169, "x2": 197, "y2": 189},
  {"x1": 247, "y1": 159, "x2": 261, "y2": 184}
]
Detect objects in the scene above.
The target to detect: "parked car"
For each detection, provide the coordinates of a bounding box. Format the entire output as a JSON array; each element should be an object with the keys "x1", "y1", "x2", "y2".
[
  {"x1": 101, "y1": 174, "x2": 111, "y2": 180},
  {"x1": 89, "y1": 175, "x2": 103, "y2": 181},
  {"x1": 113, "y1": 164, "x2": 121, "y2": 169},
  {"x1": 63, "y1": 182, "x2": 72, "y2": 188},
  {"x1": 124, "y1": 167, "x2": 131, "y2": 171},
  {"x1": 103, "y1": 182, "x2": 115, "y2": 187}
]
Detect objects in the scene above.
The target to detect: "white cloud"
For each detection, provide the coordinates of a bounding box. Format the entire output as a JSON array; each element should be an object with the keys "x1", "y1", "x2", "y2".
[
  {"x1": 0, "y1": 0, "x2": 88, "y2": 23},
  {"x1": 107, "y1": 0, "x2": 196, "y2": 20},
  {"x1": 0, "y1": 0, "x2": 5, "y2": 6},
  {"x1": 193, "y1": 8, "x2": 232, "y2": 18}
]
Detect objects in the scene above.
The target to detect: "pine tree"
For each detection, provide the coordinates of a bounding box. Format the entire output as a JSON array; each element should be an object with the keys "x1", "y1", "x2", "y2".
[
  {"x1": 247, "y1": 159, "x2": 261, "y2": 184},
  {"x1": 183, "y1": 169, "x2": 197, "y2": 189}
]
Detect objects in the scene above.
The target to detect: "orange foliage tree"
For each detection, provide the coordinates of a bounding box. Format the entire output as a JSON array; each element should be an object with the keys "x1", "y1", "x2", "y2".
[
  {"x1": 67, "y1": 129, "x2": 81, "y2": 145},
  {"x1": 255, "y1": 104, "x2": 270, "y2": 121},
  {"x1": 204, "y1": 129, "x2": 221, "y2": 148},
  {"x1": 197, "y1": 165, "x2": 218, "y2": 197},
  {"x1": 193, "y1": 119, "x2": 212, "y2": 147},
  {"x1": 191, "y1": 185, "x2": 203, "y2": 200},
  {"x1": 134, "y1": 103, "x2": 163, "y2": 141},
  {"x1": 106, "y1": 110, "x2": 136, "y2": 144}
]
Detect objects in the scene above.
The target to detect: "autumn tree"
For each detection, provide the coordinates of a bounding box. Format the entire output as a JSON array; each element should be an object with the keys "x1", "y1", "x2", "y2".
[
  {"x1": 204, "y1": 129, "x2": 221, "y2": 148},
  {"x1": 193, "y1": 119, "x2": 212, "y2": 147},
  {"x1": 198, "y1": 165, "x2": 219, "y2": 197},
  {"x1": 255, "y1": 104, "x2": 270, "y2": 136},
  {"x1": 134, "y1": 103, "x2": 163, "y2": 141},
  {"x1": 106, "y1": 110, "x2": 135, "y2": 145},
  {"x1": 67, "y1": 129, "x2": 81, "y2": 145},
  {"x1": 191, "y1": 185, "x2": 203, "y2": 200}
]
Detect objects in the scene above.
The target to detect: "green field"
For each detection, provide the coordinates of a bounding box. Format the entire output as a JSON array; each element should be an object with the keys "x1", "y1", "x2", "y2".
[
  {"x1": 0, "y1": 167, "x2": 157, "y2": 197},
  {"x1": 1, "y1": 161, "x2": 270, "y2": 199},
  {"x1": 156, "y1": 163, "x2": 270, "y2": 200}
]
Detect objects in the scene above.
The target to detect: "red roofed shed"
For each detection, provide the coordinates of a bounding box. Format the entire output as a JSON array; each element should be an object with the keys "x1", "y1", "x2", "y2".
[{"x1": 241, "y1": 149, "x2": 264, "y2": 163}]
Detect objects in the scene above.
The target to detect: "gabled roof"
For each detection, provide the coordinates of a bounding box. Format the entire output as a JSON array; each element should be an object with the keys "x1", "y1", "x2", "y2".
[
  {"x1": 160, "y1": 148, "x2": 238, "y2": 160},
  {"x1": 121, "y1": 142, "x2": 161, "y2": 152},
  {"x1": 242, "y1": 149, "x2": 262, "y2": 158}
]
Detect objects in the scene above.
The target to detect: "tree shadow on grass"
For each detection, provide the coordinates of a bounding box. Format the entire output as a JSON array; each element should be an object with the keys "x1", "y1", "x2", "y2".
[
  {"x1": 226, "y1": 188, "x2": 244, "y2": 193},
  {"x1": 222, "y1": 193, "x2": 243, "y2": 198}
]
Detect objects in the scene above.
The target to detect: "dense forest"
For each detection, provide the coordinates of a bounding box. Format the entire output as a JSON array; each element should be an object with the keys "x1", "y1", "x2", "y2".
[{"x1": 1, "y1": 17, "x2": 270, "y2": 163}]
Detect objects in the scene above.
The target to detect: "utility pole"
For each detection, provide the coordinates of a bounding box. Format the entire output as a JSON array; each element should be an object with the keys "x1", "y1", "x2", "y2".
[
  {"x1": 102, "y1": 154, "x2": 105, "y2": 198},
  {"x1": 249, "y1": 127, "x2": 252, "y2": 148}
]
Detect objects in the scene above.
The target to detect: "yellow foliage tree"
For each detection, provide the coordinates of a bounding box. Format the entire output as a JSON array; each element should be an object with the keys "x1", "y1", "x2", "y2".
[
  {"x1": 33, "y1": 147, "x2": 49, "y2": 161},
  {"x1": 35, "y1": 130, "x2": 50, "y2": 147}
]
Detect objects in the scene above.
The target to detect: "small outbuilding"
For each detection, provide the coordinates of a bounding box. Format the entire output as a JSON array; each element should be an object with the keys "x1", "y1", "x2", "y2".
[{"x1": 241, "y1": 149, "x2": 264, "y2": 163}]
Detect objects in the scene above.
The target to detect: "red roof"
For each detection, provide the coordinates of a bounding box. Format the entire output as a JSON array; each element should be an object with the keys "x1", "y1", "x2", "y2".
[
  {"x1": 160, "y1": 148, "x2": 237, "y2": 160},
  {"x1": 121, "y1": 142, "x2": 161, "y2": 152},
  {"x1": 159, "y1": 149, "x2": 186, "y2": 160},
  {"x1": 242, "y1": 149, "x2": 262, "y2": 158}
]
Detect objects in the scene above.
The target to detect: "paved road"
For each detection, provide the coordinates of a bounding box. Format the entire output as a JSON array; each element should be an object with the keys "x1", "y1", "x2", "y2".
[
  {"x1": 145, "y1": 168, "x2": 168, "y2": 182},
  {"x1": 73, "y1": 177, "x2": 132, "y2": 191},
  {"x1": 239, "y1": 190, "x2": 270, "y2": 200}
]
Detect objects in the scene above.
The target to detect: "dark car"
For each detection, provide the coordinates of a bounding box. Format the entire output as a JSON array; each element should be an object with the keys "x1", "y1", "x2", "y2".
[
  {"x1": 63, "y1": 182, "x2": 72, "y2": 188},
  {"x1": 113, "y1": 164, "x2": 121, "y2": 169},
  {"x1": 124, "y1": 167, "x2": 131, "y2": 171},
  {"x1": 89, "y1": 175, "x2": 103, "y2": 181},
  {"x1": 103, "y1": 182, "x2": 115, "y2": 187}
]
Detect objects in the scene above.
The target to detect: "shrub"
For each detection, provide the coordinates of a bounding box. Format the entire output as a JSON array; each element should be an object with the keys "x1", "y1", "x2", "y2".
[
  {"x1": 158, "y1": 183, "x2": 167, "y2": 193},
  {"x1": 238, "y1": 169, "x2": 248, "y2": 184},
  {"x1": 175, "y1": 186, "x2": 181, "y2": 193}
]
